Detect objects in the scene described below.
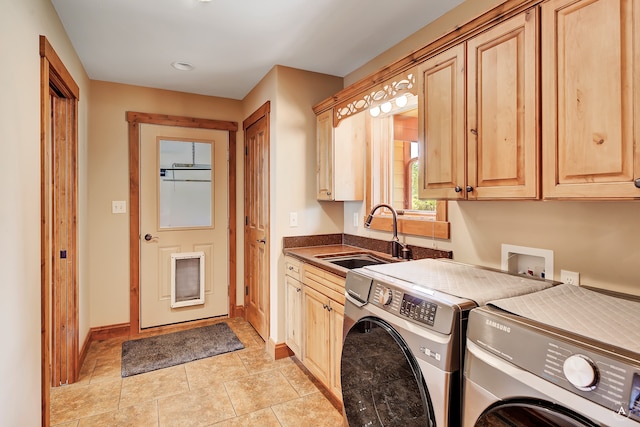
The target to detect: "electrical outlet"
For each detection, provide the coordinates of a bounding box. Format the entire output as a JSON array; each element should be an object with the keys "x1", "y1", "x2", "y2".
[
  {"x1": 560, "y1": 269, "x2": 580, "y2": 286},
  {"x1": 353, "y1": 212, "x2": 359, "y2": 227}
]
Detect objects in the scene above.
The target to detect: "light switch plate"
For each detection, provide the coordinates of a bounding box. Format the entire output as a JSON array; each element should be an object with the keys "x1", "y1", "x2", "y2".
[
  {"x1": 112, "y1": 200, "x2": 127, "y2": 214},
  {"x1": 289, "y1": 212, "x2": 298, "y2": 227}
]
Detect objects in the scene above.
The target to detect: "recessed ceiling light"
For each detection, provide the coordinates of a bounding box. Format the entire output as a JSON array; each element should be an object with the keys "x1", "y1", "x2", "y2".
[{"x1": 171, "y1": 62, "x2": 194, "y2": 71}]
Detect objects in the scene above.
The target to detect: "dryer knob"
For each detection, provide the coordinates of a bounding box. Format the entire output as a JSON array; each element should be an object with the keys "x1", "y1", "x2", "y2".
[
  {"x1": 378, "y1": 288, "x2": 393, "y2": 306},
  {"x1": 563, "y1": 354, "x2": 598, "y2": 391}
]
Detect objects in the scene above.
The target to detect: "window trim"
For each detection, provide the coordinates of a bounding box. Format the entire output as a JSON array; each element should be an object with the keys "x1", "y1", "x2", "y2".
[{"x1": 365, "y1": 109, "x2": 450, "y2": 240}]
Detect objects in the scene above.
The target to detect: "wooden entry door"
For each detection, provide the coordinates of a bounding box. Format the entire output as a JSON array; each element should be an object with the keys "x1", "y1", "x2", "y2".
[
  {"x1": 139, "y1": 125, "x2": 229, "y2": 328},
  {"x1": 244, "y1": 103, "x2": 270, "y2": 341},
  {"x1": 126, "y1": 112, "x2": 239, "y2": 337}
]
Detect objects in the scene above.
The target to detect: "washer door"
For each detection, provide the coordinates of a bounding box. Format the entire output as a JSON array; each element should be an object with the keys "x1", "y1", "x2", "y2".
[
  {"x1": 340, "y1": 317, "x2": 435, "y2": 427},
  {"x1": 475, "y1": 399, "x2": 601, "y2": 426}
]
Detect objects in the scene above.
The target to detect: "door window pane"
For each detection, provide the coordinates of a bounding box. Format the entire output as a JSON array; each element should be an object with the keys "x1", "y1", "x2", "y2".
[{"x1": 159, "y1": 140, "x2": 212, "y2": 228}]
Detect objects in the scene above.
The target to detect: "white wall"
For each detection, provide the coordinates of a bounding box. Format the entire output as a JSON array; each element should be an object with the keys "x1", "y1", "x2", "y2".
[{"x1": 0, "y1": 0, "x2": 91, "y2": 424}]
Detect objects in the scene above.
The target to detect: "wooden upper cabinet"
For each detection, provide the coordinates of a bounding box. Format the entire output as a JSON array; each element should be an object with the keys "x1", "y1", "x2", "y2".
[
  {"x1": 418, "y1": 43, "x2": 466, "y2": 200},
  {"x1": 418, "y1": 8, "x2": 539, "y2": 200},
  {"x1": 467, "y1": 8, "x2": 539, "y2": 200},
  {"x1": 542, "y1": 0, "x2": 640, "y2": 199},
  {"x1": 316, "y1": 110, "x2": 365, "y2": 201},
  {"x1": 316, "y1": 110, "x2": 334, "y2": 200}
]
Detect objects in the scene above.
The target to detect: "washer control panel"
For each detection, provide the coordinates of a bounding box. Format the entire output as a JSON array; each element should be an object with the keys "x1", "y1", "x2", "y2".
[
  {"x1": 399, "y1": 293, "x2": 438, "y2": 326},
  {"x1": 371, "y1": 282, "x2": 438, "y2": 328}
]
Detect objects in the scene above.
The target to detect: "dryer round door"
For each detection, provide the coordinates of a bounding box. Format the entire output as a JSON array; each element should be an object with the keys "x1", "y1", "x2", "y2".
[
  {"x1": 340, "y1": 317, "x2": 436, "y2": 427},
  {"x1": 474, "y1": 399, "x2": 601, "y2": 426}
]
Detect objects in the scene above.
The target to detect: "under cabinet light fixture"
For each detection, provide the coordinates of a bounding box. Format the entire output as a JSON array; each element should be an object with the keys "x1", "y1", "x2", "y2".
[{"x1": 395, "y1": 95, "x2": 408, "y2": 108}]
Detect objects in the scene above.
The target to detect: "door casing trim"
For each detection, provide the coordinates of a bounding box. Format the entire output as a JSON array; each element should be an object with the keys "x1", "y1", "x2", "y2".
[
  {"x1": 126, "y1": 112, "x2": 238, "y2": 337},
  {"x1": 40, "y1": 35, "x2": 80, "y2": 427}
]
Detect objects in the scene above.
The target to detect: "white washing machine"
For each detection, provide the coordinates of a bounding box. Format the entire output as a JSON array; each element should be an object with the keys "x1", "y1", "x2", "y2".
[
  {"x1": 341, "y1": 258, "x2": 554, "y2": 426},
  {"x1": 463, "y1": 284, "x2": 640, "y2": 426}
]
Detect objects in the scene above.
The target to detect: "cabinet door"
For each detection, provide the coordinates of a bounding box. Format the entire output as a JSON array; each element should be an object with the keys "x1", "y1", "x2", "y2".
[
  {"x1": 418, "y1": 43, "x2": 466, "y2": 199},
  {"x1": 303, "y1": 285, "x2": 330, "y2": 386},
  {"x1": 542, "y1": 0, "x2": 640, "y2": 198},
  {"x1": 329, "y1": 301, "x2": 344, "y2": 401},
  {"x1": 285, "y1": 275, "x2": 303, "y2": 359},
  {"x1": 333, "y1": 113, "x2": 365, "y2": 201},
  {"x1": 467, "y1": 9, "x2": 539, "y2": 199},
  {"x1": 316, "y1": 109, "x2": 334, "y2": 200}
]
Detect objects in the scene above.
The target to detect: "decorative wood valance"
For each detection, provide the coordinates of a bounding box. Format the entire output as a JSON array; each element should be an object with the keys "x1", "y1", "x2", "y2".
[{"x1": 333, "y1": 70, "x2": 417, "y2": 126}]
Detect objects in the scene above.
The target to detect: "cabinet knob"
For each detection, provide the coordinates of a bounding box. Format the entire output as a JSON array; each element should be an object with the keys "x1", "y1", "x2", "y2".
[
  {"x1": 288, "y1": 266, "x2": 294, "y2": 270},
  {"x1": 454, "y1": 186, "x2": 463, "y2": 193},
  {"x1": 326, "y1": 191, "x2": 332, "y2": 195},
  {"x1": 296, "y1": 287, "x2": 301, "y2": 293},
  {"x1": 635, "y1": 178, "x2": 640, "y2": 188},
  {"x1": 466, "y1": 185, "x2": 474, "y2": 193}
]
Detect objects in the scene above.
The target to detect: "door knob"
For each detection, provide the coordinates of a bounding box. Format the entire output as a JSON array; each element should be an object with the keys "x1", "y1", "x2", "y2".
[
  {"x1": 257, "y1": 238, "x2": 266, "y2": 244},
  {"x1": 144, "y1": 233, "x2": 156, "y2": 241}
]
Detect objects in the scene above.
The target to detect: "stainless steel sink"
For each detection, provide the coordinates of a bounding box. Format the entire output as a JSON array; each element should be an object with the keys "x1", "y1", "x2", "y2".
[{"x1": 319, "y1": 253, "x2": 390, "y2": 269}]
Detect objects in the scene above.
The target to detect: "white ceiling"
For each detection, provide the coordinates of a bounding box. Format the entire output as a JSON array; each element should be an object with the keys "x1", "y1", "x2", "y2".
[{"x1": 51, "y1": 0, "x2": 464, "y2": 100}]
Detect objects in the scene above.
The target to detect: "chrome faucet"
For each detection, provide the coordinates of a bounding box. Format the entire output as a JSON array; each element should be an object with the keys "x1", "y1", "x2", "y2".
[{"x1": 364, "y1": 203, "x2": 412, "y2": 260}]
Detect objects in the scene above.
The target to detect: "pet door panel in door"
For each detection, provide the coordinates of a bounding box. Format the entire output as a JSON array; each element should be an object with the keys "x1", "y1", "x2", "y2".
[{"x1": 171, "y1": 252, "x2": 205, "y2": 308}]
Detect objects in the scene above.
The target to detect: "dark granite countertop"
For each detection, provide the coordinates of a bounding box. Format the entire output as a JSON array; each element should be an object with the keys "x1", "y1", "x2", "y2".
[
  {"x1": 284, "y1": 244, "x2": 401, "y2": 278},
  {"x1": 282, "y1": 234, "x2": 453, "y2": 278}
]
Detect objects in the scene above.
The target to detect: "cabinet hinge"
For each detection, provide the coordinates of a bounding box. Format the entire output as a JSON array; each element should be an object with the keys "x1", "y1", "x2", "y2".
[
  {"x1": 245, "y1": 146, "x2": 248, "y2": 156},
  {"x1": 245, "y1": 286, "x2": 249, "y2": 296},
  {"x1": 245, "y1": 216, "x2": 249, "y2": 226}
]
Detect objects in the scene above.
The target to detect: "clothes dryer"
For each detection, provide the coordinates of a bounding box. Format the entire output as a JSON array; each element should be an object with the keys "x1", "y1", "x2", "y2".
[{"x1": 463, "y1": 284, "x2": 640, "y2": 426}]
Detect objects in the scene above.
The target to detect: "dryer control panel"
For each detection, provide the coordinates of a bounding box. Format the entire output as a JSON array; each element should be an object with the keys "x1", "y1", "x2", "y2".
[{"x1": 468, "y1": 308, "x2": 640, "y2": 422}]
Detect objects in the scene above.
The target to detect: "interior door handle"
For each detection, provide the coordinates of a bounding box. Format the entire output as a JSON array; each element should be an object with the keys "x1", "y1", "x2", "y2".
[
  {"x1": 257, "y1": 238, "x2": 266, "y2": 244},
  {"x1": 144, "y1": 233, "x2": 157, "y2": 241}
]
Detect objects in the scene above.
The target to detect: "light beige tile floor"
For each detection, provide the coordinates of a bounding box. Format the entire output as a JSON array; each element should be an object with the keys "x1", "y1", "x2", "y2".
[{"x1": 50, "y1": 317, "x2": 345, "y2": 427}]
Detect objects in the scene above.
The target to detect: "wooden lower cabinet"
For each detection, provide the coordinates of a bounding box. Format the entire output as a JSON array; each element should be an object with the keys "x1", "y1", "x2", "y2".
[
  {"x1": 284, "y1": 257, "x2": 303, "y2": 359},
  {"x1": 303, "y1": 285, "x2": 332, "y2": 386},
  {"x1": 284, "y1": 275, "x2": 303, "y2": 359},
  {"x1": 285, "y1": 262, "x2": 344, "y2": 402}
]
